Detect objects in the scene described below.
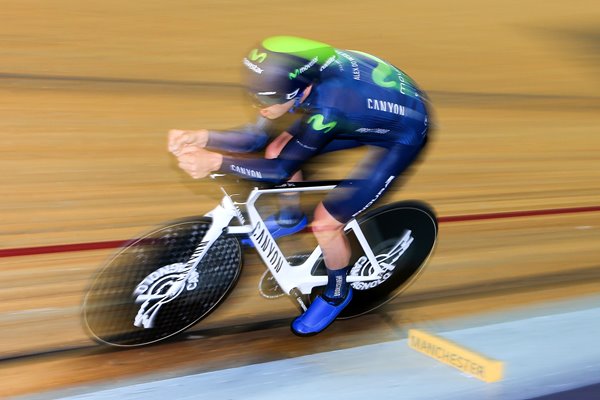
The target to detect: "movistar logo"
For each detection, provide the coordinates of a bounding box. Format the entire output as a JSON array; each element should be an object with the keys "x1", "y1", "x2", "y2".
[
  {"x1": 353, "y1": 51, "x2": 420, "y2": 99},
  {"x1": 307, "y1": 114, "x2": 337, "y2": 133},
  {"x1": 288, "y1": 57, "x2": 318, "y2": 80},
  {"x1": 249, "y1": 49, "x2": 267, "y2": 63}
]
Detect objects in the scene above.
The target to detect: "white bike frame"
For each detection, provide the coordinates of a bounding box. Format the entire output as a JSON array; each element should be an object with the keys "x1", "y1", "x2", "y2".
[{"x1": 199, "y1": 181, "x2": 385, "y2": 299}]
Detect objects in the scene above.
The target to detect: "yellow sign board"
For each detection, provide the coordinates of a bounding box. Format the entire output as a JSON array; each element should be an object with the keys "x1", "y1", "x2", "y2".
[{"x1": 408, "y1": 329, "x2": 504, "y2": 383}]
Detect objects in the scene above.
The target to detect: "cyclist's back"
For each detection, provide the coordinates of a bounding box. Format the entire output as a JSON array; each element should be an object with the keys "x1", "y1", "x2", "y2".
[{"x1": 295, "y1": 47, "x2": 429, "y2": 147}]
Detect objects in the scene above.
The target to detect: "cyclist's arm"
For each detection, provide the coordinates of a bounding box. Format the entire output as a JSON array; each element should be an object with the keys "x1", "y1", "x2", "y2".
[
  {"x1": 206, "y1": 118, "x2": 271, "y2": 153},
  {"x1": 217, "y1": 115, "x2": 335, "y2": 183}
]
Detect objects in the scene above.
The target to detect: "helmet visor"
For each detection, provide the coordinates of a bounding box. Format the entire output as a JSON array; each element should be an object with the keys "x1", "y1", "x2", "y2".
[{"x1": 250, "y1": 92, "x2": 289, "y2": 107}]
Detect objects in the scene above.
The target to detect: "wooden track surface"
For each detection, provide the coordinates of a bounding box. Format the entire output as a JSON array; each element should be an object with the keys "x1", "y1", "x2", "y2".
[{"x1": 1, "y1": 0, "x2": 599, "y2": 397}]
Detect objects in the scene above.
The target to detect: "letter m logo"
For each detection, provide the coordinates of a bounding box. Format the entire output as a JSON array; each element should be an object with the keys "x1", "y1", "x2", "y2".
[
  {"x1": 307, "y1": 114, "x2": 337, "y2": 133},
  {"x1": 249, "y1": 49, "x2": 267, "y2": 63}
]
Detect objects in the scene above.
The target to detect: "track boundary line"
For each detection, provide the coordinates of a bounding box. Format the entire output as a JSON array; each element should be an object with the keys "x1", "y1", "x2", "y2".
[{"x1": 1, "y1": 205, "x2": 599, "y2": 258}]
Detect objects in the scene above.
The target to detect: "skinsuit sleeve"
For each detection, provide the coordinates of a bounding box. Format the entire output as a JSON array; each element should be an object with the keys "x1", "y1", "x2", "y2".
[{"x1": 218, "y1": 112, "x2": 339, "y2": 183}]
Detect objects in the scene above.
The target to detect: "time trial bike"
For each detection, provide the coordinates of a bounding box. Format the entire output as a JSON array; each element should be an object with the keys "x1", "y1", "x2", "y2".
[{"x1": 82, "y1": 176, "x2": 438, "y2": 346}]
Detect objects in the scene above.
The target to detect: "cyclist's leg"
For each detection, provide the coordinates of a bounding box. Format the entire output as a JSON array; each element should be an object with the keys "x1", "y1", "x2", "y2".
[
  {"x1": 312, "y1": 203, "x2": 351, "y2": 269},
  {"x1": 290, "y1": 202, "x2": 353, "y2": 336},
  {"x1": 261, "y1": 134, "x2": 364, "y2": 227},
  {"x1": 243, "y1": 136, "x2": 367, "y2": 247},
  {"x1": 266, "y1": 131, "x2": 305, "y2": 221},
  {"x1": 268, "y1": 135, "x2": 366, "y2": 226},
  {"x1": 323, "y1": 141, "x2": 426, "y2": 222},
  {"x1": 315, "y1": 142, "x2": 423, "y2": 270},
  {"x1": 321, "y1": 141, "x2": 424, "y2": 270},
  {"x1": 265, "y1": 132, "x2": 306, "y2": 226},
  {"x1": 292, "y1": 141, "x2": 426, "y2": 336},
  {"x1": 267, "y1": 135, "x2": 365, "y2": 222},
  {"x1": 241, "y1": 132, "x2": 307, "y2": 247},
  {"x1": 265, "y1": 131, "x2": 291, "y2": 155}
]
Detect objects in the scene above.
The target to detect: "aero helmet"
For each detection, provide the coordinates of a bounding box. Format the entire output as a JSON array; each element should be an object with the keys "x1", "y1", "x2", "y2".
[{"x1": 242, "y1": 36, "x2": 337, "y2": 106}]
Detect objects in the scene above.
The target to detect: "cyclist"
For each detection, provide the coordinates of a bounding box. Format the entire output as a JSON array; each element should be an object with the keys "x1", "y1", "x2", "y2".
[{"x1": 168, "y1": 36, "x2": 430, "y2": 336}]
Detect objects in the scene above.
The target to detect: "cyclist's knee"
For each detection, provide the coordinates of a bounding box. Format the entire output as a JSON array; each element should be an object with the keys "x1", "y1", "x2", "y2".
[
  {"x1": 312, "y1": 203, "x2": 344, "y2": 234},
  {"x1": 265, "y1": 143, "x2": 279, "y2": 159},
  {"x1": 265, "y1": 132, "x2": 293, "y2": 159}
]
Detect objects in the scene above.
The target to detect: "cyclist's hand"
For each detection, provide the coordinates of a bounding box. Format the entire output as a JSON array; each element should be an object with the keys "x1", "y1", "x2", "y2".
[
  {"x1": 168, "y1": 129, "x2": 209, "y2": 155},
  {"x1": 175, "y1": 147, "x2": 223, "y2": 179}
]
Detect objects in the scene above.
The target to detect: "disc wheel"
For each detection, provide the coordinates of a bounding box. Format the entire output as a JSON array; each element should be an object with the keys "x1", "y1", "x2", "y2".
[
  {"x1": 310, "y1": 201, "x2": 437, "y2": 318},
  {"x1": 82, "y1": 217, "x2": 242, "y2": 347}
]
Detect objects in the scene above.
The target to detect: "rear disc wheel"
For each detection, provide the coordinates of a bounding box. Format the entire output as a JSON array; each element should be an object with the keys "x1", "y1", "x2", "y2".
[{"x1": 309, "y1": 201, "x2": 437, "y2": 319}]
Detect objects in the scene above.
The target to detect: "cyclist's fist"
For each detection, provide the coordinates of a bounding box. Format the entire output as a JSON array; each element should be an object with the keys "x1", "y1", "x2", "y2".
[
  {"x1": 168, "y1": 129, "x2": 209, "y2": 155},
  {"x1": 175, "y1": 147, "x2": 223, "y2": 179}
]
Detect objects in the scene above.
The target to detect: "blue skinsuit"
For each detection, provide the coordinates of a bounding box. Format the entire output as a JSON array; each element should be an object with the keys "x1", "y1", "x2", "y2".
[{"x1": 214, "y1": 49, "x2": 430, "y2": 222}]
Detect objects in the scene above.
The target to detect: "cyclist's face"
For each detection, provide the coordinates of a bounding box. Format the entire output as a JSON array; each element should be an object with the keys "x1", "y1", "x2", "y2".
[{"x1": 259, "y1": 98, "x2": 295, "y2": 120}]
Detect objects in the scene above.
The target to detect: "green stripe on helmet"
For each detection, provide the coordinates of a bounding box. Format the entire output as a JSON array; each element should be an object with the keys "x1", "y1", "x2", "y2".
[{"x1": 262, "y1": 36, "x2": 335, "y2": 64}]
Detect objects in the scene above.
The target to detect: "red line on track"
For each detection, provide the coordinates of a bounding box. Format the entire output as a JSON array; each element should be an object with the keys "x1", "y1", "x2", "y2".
[
  {"x1": 0, "y1": 240, "x2": 127, "y2": 259},
  {"x1": 1, "y1": 205, "x2": 599, "y2": 259},
  {"x1": 437, "y1": 205, "x2": 600, "y2": 223}
]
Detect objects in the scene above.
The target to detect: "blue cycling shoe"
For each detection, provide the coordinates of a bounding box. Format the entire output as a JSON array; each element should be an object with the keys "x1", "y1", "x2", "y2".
[
  {"x1": 241, "y1": 214, "x2": 308, "y2": 247},
  {"x1": 291, "y1": 288, "x2": 353, "y2": 336}
]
